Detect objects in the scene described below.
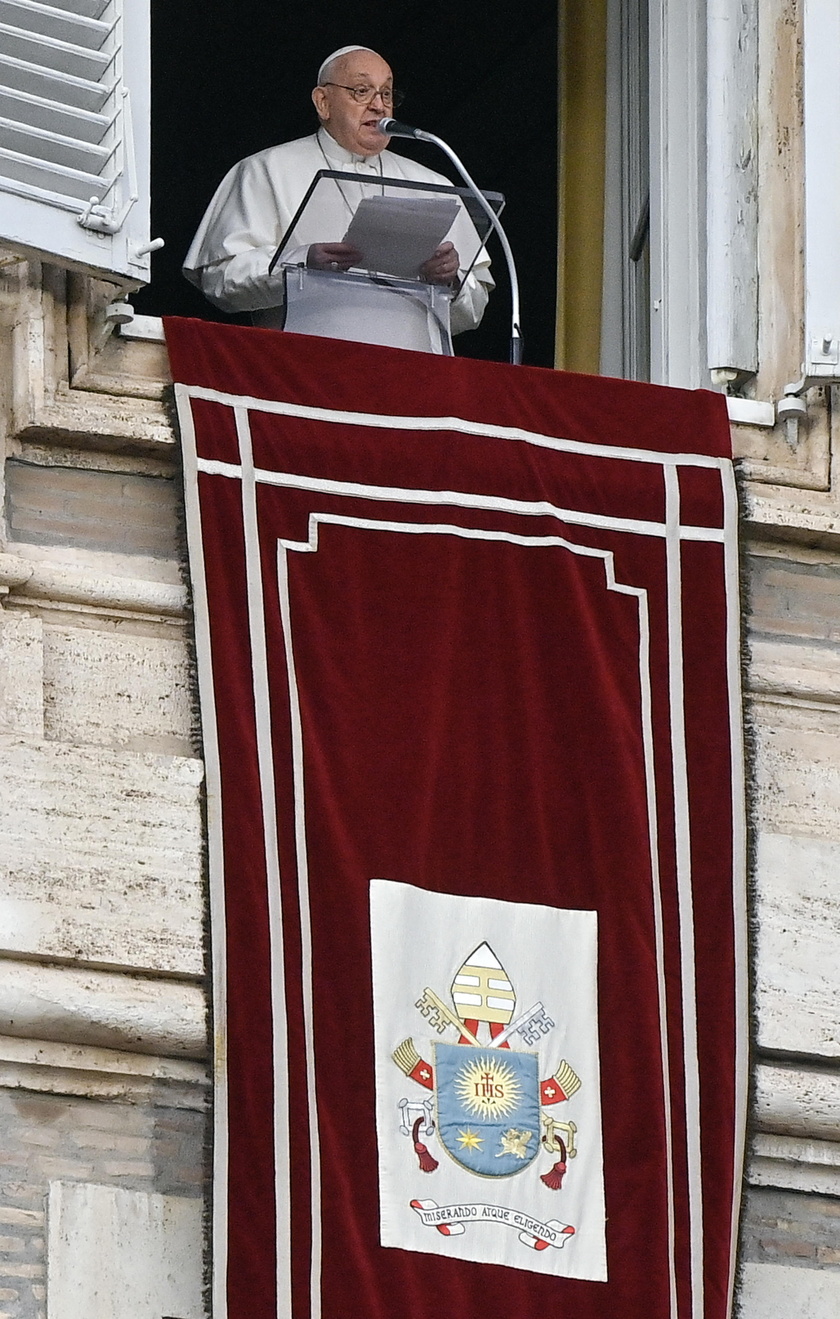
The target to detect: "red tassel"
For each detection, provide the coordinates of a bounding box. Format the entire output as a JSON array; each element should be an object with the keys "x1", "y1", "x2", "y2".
[
  {"x1": 540, "y1": 1160, "x2": 567, "y2": 1190},
  {"x1": 540, "y1": 1135, "x2": 567, "y2": 1190},
  {"x1": 412, "y1": 1116, "x2": 439, "y2": 1173}
]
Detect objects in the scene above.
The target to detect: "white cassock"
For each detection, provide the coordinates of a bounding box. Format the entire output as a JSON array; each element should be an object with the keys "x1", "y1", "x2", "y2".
[{"x1": 183, "y1": 128, "x2": 493, "y2": 336}]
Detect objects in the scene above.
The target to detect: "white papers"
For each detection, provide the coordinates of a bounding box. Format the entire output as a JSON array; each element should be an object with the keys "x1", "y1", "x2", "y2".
[{"x1": 343, "y1": 196, "x2": 460, "y2": 278}]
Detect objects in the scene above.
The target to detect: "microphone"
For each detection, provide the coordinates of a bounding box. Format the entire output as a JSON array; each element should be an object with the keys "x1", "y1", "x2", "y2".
[
  {"x1": 378, "y1": 117, "x2": 424, "y2": 139},
  {"x1": 377, "y1": 118, "x2": 524, "y2": 364}
]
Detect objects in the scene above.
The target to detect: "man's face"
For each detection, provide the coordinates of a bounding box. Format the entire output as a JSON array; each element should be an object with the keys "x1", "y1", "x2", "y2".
[{"x1": 312, "y1": 50, "x2": 393, "y2": 156}]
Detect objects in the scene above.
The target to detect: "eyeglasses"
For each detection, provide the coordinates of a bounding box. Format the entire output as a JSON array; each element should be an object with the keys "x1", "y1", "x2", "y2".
[{"x1": 321, "y1": 82, "x2": 405, "y2": 109}]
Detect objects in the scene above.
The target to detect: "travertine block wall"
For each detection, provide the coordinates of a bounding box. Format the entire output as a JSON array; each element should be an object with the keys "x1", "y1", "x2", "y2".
[
  {"x1": 0, "y1": 1088, "x2": 204, "y2": 1319},
  {"x1": 747, "y1": 548, "x2": 840, "y2": 1058},
  {"x1": 0, "y1": 261, "x2": 209, "y2": 1319},
  {"x1": 740, "y1": 1188, "x2": 840, "y2": 1270},
  {"x1": 4, "y1": 460, "x2": 181, "y2": 560},
  {"x1": 738, "y1": 540, "x2": 840, "y2": 1285}
]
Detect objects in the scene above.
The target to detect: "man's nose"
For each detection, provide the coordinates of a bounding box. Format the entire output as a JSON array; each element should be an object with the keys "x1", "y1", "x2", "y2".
[{"x1": 369, "y1": 87, "x2": 387, "y2": 107}]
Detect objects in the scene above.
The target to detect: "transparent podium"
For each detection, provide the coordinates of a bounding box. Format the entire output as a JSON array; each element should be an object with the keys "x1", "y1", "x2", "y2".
[{"x1": 267, "y1": 170, "x2": 504, "y2": 355}]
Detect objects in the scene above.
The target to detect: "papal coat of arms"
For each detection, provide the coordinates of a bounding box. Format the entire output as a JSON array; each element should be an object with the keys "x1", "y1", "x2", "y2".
[{"x1": 390, "y1": 941, "x2": 582, "y2": 1252}]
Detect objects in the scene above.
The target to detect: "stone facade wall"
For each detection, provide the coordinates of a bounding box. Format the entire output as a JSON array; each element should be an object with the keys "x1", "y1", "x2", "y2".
[
  {"x1": 731, "y1": 2, "x2": 840, "y2": 1301},
  {"x1": 0, "y1": 262, "x2": 209, "y2": 1318},
  {"x1": 740, "y1": 1187, "x2": 840, "y2": 1271},
  {"x1": 0, "y1": 1090, "x2": 205, "y2": 1319}
]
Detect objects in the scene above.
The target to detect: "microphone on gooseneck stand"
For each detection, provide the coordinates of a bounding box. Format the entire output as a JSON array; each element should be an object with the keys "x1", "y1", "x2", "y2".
[
  {"x1": 379, "y1": 118, "x2": 523, "y2": 366},
  {"x1": 377, "y1": 118, "x2": 423, "y2": 140}
]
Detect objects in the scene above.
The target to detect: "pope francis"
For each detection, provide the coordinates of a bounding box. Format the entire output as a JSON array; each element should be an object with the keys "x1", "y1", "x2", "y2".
[{"x1": 183, "y1": 45, "x2": 493, "y2": 336}]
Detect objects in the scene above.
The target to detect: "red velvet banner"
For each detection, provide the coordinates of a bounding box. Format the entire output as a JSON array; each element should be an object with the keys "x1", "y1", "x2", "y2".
[{"x1": 166, "y1": 319, "x2": 747, "y2": 1319}]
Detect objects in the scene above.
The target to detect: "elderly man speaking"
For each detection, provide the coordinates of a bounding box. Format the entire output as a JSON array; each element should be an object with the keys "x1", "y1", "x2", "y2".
[{"x1": 183, "y1": 45, "x2": 493, "y2": 338}]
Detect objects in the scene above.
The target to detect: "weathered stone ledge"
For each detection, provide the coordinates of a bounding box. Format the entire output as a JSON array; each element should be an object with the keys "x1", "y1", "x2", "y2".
[
  {"x1": 0, "y1": 960, "x2": 207, "y2": 1060},
  {"x1": 0, "y1": 551, "x2": 187, "y2": 619},
  {"x1": 0, "y1": 1034, "x2": 208, "y2": 1109}
]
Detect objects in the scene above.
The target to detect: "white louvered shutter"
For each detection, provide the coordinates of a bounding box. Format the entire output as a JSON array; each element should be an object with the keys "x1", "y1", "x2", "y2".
[{"x1": 0, "y1": 0, "x2": 151, "y2": 283}]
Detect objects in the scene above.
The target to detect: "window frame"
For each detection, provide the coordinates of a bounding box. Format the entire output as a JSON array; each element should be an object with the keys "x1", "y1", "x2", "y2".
[
  {"x1": 601, "y1": 0, "x2": 651, "y2": 382},
  {"x1": 647, "y1": 0, "x2": 708, "y2": 389}
]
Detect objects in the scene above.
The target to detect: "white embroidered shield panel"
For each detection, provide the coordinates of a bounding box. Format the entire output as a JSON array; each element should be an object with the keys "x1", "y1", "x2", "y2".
[{"x1": 370, "y1": 880, "x2": 607, "y2": 1280}]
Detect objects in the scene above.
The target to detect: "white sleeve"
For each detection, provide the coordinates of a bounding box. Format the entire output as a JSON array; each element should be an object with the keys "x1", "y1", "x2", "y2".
[
  {"x1": 191, "y1": 244, "x2": 309, "y2": 313},
  {"x1": 184, "y1": 151, "x2": 310, "y2": 312},
  {"x1": 450, "y1": 266, "x2": 493, "y2": 335},
  {"x1": 446, "y1": 192, "x2": 495, "y2": 334}
]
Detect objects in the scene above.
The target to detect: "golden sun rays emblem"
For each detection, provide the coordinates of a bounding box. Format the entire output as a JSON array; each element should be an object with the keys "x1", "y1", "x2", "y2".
[{"x1": 455, "y1": 1055, "x2": 522, "y2": 1119}]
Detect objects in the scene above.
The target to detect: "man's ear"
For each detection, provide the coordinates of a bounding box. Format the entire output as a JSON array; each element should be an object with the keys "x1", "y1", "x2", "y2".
[{"x1": 311, "y1": 85, "x2": 329, "y2": 122}]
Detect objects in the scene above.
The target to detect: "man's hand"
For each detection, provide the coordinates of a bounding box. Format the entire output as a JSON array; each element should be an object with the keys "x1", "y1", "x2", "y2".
[
  {"x1": 307, "y1": 242, "x2": 363, "y2": 271},
  {"x1": 420, "y1": 241, "x2": 460, "y2": 286}
]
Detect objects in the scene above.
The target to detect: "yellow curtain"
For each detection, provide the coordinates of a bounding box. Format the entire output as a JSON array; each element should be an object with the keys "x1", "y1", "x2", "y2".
[{"x1": 555, "y1": 0, "x2": 608, "y2": 373}]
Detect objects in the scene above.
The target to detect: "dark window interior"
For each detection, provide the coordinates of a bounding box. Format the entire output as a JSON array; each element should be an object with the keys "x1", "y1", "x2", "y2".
[{"x1": 133, "y1": 1, "x2": 558, "y2": 368}]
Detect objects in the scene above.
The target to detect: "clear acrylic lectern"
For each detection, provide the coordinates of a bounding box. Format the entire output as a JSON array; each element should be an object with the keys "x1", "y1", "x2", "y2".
[{"x1": 267, "y1": 170, "x2": 504, "y2": 355}]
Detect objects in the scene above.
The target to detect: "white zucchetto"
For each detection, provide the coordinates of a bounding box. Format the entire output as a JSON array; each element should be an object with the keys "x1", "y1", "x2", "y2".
[{"x1": 317, "y1": 45, "x2": 379, "y2": 85}]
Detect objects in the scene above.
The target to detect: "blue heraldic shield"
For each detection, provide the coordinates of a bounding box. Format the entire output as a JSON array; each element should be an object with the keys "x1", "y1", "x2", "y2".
[{"x1": 433, "y1": 1043, "x2": 542, "y2": 1177}]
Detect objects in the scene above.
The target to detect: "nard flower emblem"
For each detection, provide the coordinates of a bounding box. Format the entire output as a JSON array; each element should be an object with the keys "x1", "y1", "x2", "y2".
[{"x1": 496, "y1": 1128, "x2": 533, "y2": 1159}]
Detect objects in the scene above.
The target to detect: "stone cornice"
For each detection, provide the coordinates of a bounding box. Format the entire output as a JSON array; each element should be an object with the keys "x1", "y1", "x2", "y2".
[
  {"x1": 0, "y1": 959, "x2": 206, "y2": 1060},
  {"x1": 0, "y1": 550, "x2": 188, "y2": 619}
]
